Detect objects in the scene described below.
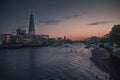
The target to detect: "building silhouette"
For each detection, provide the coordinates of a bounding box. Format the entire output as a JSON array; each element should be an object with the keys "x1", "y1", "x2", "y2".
[
  {"x1": 29, "y1": 12, "x2": 35, "y2": 35},
  {"x1": 16, "y1": 27, "x2": 26, "y2": 36}
]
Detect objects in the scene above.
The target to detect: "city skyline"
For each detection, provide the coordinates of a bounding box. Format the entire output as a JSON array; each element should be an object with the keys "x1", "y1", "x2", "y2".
[{"x1": 0, "y1": 0, "x2": 120, "y2": 40}]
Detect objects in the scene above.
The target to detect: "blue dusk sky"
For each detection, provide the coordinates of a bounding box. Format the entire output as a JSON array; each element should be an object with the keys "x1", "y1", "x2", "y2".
[{"x1": 0, "y1": 0, "x2": 120, "y2": 40}]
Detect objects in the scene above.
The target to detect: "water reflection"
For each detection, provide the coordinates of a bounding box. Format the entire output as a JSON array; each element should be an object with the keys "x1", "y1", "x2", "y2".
[
  {"x1": 29, "y1": 48, "x2": 37, "y2": 80},
  {"x1": 0, "y1": 43, "x2": 108, "y2": 80}
]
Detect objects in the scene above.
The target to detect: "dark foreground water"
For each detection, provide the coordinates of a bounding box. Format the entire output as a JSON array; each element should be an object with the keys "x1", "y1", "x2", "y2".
[{"x1": 0, "y1": 43, "x2": 108, "y2": 80}]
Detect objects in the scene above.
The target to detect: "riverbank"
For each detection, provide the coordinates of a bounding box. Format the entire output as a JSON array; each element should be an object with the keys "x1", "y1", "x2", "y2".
[
  {"x1": 0, "y1": 43, "x2": 48, "y2": 50},
  {"x1": 90, "y1": 47, "x2": 110, "y2": 73}
]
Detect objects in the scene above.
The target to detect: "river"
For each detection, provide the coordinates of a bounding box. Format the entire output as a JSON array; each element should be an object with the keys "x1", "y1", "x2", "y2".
[{"x1": 0, "y1": 43, "x2": 108, "y2": 80}]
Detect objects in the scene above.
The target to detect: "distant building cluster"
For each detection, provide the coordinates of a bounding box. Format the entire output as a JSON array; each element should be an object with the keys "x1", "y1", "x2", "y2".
[
  {"x1": 84, "y1": 36, "x2": 100, "y2": 44},
  {"x1": 0, "y1": 12, "x2": 71, "y2": 48}
]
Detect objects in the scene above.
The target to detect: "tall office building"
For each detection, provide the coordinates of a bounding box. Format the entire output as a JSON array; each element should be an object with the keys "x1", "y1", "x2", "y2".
[{"x1": 29, "y1": 12, "x2": 35, "y2": 35}]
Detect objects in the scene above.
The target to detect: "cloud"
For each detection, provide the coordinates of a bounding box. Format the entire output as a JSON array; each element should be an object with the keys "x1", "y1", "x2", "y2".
[
  {"x1": 39, "y1": 20, "x2": 62, "y2": 25},
  {"x1": 64, "y1": 14, "x2": 81, "y2": 19},
  {"x1": 88, "y1": 21, "x2": 113, "y2": 25},
  {"x1": 39, "y1": 14, "x2": 81, "y2": 26}
]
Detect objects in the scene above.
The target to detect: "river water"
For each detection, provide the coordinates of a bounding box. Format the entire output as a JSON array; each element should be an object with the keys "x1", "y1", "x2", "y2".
[{"x1": 0, "y1": 43, "x2": 108, "y2": 80}]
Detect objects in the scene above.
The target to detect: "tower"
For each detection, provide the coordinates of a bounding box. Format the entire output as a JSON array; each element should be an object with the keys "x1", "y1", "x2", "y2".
[{"x1": 29, "y1": 12, "x2": 35, "y2": 35}]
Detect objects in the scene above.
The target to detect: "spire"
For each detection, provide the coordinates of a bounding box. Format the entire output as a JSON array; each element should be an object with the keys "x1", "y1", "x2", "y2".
[{"x1": 28, "y1": 11, "x2": 35, "y2": 35}]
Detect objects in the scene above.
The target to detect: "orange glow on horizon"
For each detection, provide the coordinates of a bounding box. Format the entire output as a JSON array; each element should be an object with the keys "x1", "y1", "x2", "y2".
[
  {"x1": 36, "y1": 25, "x2": 112, "y2": 40},
  {"x1": 35, "y1": 13, "x2": 119, "y2": 40}
]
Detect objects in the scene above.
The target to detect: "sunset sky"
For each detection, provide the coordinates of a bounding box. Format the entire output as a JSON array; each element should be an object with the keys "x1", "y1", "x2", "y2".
[{"x1": 0, "y1": 0, "x2": 120, "y2": 40}]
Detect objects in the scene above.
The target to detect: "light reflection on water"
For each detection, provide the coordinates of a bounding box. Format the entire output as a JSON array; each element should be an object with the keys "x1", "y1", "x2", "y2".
[{"x1": 0, "y1": 43, "x2": 108, "y2": 80}]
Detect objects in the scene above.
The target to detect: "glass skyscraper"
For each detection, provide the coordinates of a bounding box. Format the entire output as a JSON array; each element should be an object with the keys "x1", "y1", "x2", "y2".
[{"x1": 29, "y1": 12, "x2": 35, "y2": 35}]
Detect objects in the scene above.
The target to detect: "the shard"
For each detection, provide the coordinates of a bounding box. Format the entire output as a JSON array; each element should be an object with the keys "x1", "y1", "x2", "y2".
[{"x1": 29, "y1": 12, "x2": 35, "y2": 35}]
